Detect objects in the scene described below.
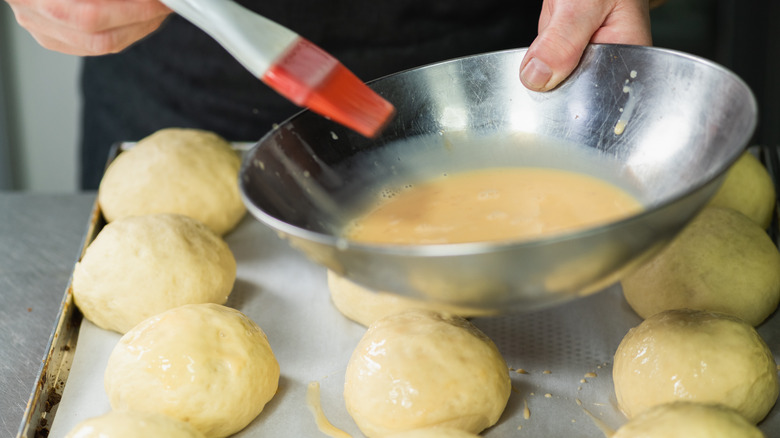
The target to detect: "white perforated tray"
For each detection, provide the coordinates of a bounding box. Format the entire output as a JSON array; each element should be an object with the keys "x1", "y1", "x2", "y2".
[
  {"x1": 47, "y1": 213, "x2": 780, "y2": 437},
  {"x1": 35, "y1": 144, "x2": 780, "y2": 437}
]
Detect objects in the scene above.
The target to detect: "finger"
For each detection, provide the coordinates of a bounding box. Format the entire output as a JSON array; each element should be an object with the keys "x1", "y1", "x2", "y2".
[
  {"x1": 38, "y1": 0, "x2": 171, "y2": 34},
  {"x1": 590, "y1": 3, "x2": 652, "y2": 46},
  {"x1": 520, "y1": 0, "x2": 610, "y2": 92},
  {"x1": 8, "y1": 0, "x2": 170, "y2": 55},
  {"x1": 18, "y1": 15, "x2": 169, "y2": 55}
]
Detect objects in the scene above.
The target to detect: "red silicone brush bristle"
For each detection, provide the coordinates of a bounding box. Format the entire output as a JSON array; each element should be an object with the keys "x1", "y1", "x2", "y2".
[{"x1": 262, "y1": 38, "x2": 395, "y2": 138}]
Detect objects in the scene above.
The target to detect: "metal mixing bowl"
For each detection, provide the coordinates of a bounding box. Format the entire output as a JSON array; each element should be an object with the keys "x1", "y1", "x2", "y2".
[{"x1": 239, "y1": 44, "x2": 757, "y2": 311}]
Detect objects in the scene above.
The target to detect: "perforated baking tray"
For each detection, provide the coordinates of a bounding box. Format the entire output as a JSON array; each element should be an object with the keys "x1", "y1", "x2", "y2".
[{"x1": 20, "y1": 145, "x2": 780, "y2": 437}]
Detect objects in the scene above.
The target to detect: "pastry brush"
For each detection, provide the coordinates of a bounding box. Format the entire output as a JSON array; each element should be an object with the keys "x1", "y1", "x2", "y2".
[{"x1": 159, "y1": 0, "x2": 396, "y2": 138}]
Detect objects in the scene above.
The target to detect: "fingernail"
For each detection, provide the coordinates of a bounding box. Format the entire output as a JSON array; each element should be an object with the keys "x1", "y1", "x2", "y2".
[{"x1": 521, "y1": 58, "x2": 552, "y2": 91}]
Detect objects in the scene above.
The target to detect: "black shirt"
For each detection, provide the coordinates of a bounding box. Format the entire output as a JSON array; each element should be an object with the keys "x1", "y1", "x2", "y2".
[{"x1": 80, "y1": 1, "x2": 540, "y2": 189}]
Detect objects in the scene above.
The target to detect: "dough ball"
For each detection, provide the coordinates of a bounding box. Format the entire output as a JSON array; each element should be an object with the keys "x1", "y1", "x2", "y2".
[
  {"x1": 64, "y1": 410, "x2": 205, "y2": 438},
  {"x1": 98, "y1": 128, "x2": 245, "y2": 235},
  {"x1": 104, "y1": 303, "x2": 279, "y2": 438},
  {"x1": 708, "y1": 151, "x2": 776, "y2": 229},
  {"x1": 612, "y1": 402, "x2": 764, "y2": 438},
  {"x1": 327, "y1": 270, "x2": 495, "y2": 327},
  {"x1": 73, "y1": 214, "x2": 236, "y2": 334},
  {"x1": 613, "y1": 309, "x2": 778, "y2": 423},
  {"x1": 621, "y1": 207, "x2": 780, "y2": 326},
  {"x1": 344, "y1": 310, "x2": 510, "y2": 437},
  {"x1": 386, "y1": 428, "x2": 481, "y2": 438}
]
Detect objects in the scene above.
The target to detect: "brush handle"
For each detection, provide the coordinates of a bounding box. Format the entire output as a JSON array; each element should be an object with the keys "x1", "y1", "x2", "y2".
[{"x1": 159, "y1": 0, "x2": 299, "y2": 76}]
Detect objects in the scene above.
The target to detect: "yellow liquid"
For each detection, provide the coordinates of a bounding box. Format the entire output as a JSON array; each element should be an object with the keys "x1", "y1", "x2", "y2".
[{"x1": 345, "y1": 167, "x2": 642, "y2": 245}]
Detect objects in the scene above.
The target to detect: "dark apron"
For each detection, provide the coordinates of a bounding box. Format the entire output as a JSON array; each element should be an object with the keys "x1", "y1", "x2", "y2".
[{"x1": 80, "y1": 0, "x2": 540, "y2": 189}]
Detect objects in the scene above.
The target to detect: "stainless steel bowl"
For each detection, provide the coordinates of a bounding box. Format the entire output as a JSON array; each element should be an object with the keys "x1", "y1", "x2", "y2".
[{"x1": 239, "y1": 44, "x2": 757, "y2": 311}]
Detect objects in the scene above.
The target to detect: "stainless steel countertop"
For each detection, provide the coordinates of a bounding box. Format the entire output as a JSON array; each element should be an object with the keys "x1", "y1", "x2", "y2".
[{"x1": 0, "y1": 192, "x2": 96, "y2": 437}]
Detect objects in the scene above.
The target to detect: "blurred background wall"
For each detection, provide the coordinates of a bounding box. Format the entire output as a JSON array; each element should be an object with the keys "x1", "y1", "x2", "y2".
[
  {"x1": 1, "y1": 3, "x2": 80, "y2": 192},
  {"x1": 0, "y1": 0, "x2": 776, "y2": 192}
]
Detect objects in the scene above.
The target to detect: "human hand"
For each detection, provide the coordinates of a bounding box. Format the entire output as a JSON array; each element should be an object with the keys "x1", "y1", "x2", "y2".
[
  {"x1": 520, "y1": 0, "x2": 652, "y2": 91},
  {"x1": 5, "y1": 0, "x2": 172, "y2": 55}
]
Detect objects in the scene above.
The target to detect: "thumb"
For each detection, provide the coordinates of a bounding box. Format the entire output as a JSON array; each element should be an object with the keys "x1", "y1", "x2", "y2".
[{"x1": 520, "y1": 3, "x2": 605, "y2": 91}]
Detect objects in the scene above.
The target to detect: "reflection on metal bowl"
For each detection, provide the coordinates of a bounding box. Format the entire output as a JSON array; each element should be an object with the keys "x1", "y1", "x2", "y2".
[{"x1": 239, "y1": 44, "x2": 757, "y2": 311}]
